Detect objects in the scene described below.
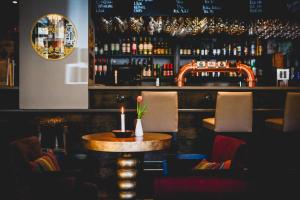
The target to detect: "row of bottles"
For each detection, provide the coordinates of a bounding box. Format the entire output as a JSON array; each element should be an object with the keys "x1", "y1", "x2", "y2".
[
  {"x1": 180, "y1": 39, "x2": 263, "y2": 57},
  {"x1": 94, "y1": 57, "x2": 174, "y2": 85},
  {"x1": 95, "y1": 37, "x2": 172, "y2": 56},
  {"x1": 94, "y1": 58, "x2": 108, "y2": 84}
]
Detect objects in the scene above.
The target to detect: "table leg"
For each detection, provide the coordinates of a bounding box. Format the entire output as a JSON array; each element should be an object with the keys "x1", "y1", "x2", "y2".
[{"x1": 117, "y1": 153, "x2": 139, "y2": 199}]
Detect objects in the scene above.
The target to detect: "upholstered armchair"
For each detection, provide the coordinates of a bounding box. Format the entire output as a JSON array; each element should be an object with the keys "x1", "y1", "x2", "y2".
[
  {"x1": 8, "y1": 136, "x2": 98, "y2": 200},
  {"x1": 154, "y1": 135, "x2": 250, "y2": 199}
]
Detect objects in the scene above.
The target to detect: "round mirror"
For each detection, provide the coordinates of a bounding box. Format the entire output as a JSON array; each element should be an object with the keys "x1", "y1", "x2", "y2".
[{"x1": 31, "y1": 14, "x2": 77, "y2": 60}]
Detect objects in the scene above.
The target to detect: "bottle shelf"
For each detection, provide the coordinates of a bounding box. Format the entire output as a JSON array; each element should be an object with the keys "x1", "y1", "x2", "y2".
[
  {"x1": 95, "y1": 54, "x2": 174, "y2": 58},
  {"x1": 179, "y1": 55, "x2": 260, "y2": 59},
  {"x1": 141, "y1": 76, "x2": 174, "y2": 81}
]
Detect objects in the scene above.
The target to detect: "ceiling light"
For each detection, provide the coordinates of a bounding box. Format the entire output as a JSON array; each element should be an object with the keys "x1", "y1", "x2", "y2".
[{"x1": 12, "y1": 1, "x2": 18, "y2": 4}]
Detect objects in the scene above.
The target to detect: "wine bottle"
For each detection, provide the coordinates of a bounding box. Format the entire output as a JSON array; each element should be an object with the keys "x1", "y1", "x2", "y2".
[
  {"x1": 139, "y1": 37, "x2": 143, "y2": 55},
  {"x1": 132, "y1": 37, "x2": 137, "y2": 55}
]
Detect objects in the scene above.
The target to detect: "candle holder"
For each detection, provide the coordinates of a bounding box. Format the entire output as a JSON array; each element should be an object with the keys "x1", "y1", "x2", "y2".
[{"x1": 112, "y1": 130, "x2": 134, "y2": 138}]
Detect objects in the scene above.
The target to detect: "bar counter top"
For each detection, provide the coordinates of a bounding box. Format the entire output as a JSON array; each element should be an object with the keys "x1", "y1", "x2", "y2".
[{"x1": 88, "y1": 85, "x2": 300, "y2": 91}]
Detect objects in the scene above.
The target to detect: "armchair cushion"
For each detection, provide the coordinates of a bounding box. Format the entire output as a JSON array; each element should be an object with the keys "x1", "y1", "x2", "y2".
[
  {"x1": 30, "y1": 150, "x2": 61, "y2": 172},
  {"x1": 194, "y1": 159, "x2": 231, "y2": 170}
]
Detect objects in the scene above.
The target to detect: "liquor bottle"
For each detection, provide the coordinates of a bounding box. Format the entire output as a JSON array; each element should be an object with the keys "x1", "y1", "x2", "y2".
[
  {"x1": 232, "y1": 43, "x2": 237, "y2": 56},
  {"x1": 204, "y1": 45, "x2": 209, "y2": 56},
  {"x1": 165, "y1": 64, "x2": 169, "y2": 77},
  {"x1": 187, "y1": 45, "x2": 191, "y2": 55},
  {"x1": 256, "y1": 38, "x2": 263, "y2": 56},
  {"x1": 132, "y1": 37, "x2": 137, "y2": 55},
  {"x1": 163, "y1": 40, "x2": 167, "y2": 55},
  {"x1": 103, "y1": 58, "x2": 107, "y2": 77},
  {"x1": 139, "y1": 37, "x2": 143, "y2": 55},
  {"x1": 243, "y1": 41, "x2": 248, "y2": 56},
  {"x1": 142, "y1": 59, "x2": 147, "y2": 77},
  {"x1": 201, "y1": 47, "x2": 205, "y2": 56},
  {"x1": 122, "y1": 38, "x2": 126, "y2": 54},
  {"x1": 143, "y1": 37, "x2": 148, "y2": 55},
  {"x1": 155, "y1": 64, "x2": 160, "y2": 86},
  {"x1": 114, "y1": 69, "x2": 118, "y2": 85},
  {"x1": 153, "y1": 37, "x2": 157, "y2": 54},
  {"x1": 147, "y1": 58, "x2": 152, "y2": 77},
  {"x1": 115, "y1": 39, "x2": 120, "y2": 54},
  {"x1": 163, "y1": 64, "x2": 167, "y2": 76},
  {"x1": 169, "y1": 64, "x2": 173, "y2": 76},
  {"x1": 110, "y1": 40, "x2": 115, "y2": 54},
  {"x1": 136, "y1": 59, "x2": 142, "y2": 82},
  {"x1": 99, "y1": 42, "x2": 104, "y2": 55},
  {"x1": 103, "y1": 42, "x2": 108, "y2": 55},
  {"x1": 148, "y1": 37, "x2": 153, "y2": 55},
  {"x1": 94, "y1": 57, "x2": 99, "y2": 77},
  {"x1": 126, "y1": 38, "x2": 131, "y2": 54},
  {"x1": 180, "y1": 47, "x2": 184, "y2": 55},
  {"x1": 250, "y1": 59, "x2": 256, "y2": 76},
  {"x1": 156, "y1": 64, "x2": 161, "y2": 77},
  {"x1": 157, "y1": 38, "x2": 162, "y2": 55},
  {"x1": 168, "y1": 42, "x2": 172, "y2": 55},
  {"x1": 237, "y1": 43, "x2": 242, "y2": 56},
  {"x1": 95, "y1": 58, "x2": 102, "y2": 84},
  {"x1": 250, "y1": 40, "x2": 256, "y2": 56},
  {"x1": 222, "y1": 44, "x2": 227, "y2": 56},
  {"x1": 153, "y1": 64, "x2": 157, "y2": 77},
  {"x1": 227, "y1": 43, "x2": 232, "y2": 56},
  {"x1": 94, "y1": 43, "x2": 99, "y2": 56},
  {"x1": 192, "y1": 47, "x2": 196, "y2": 56},
  {"x1": 196, "y1": 47, "x2": 200, "y2": 55}
]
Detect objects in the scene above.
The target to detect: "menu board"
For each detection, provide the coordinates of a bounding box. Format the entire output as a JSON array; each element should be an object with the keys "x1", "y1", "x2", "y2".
[
  {"x1": 133, "y1": 0, "x2": 154, "y2": 13},
  {"x1": 133, "y1": 0, "x2": 171, "y2": 15},
  {"x1": 94, "y1": 0, "x2": 300, "y2": 18},
  {"x1": 95, "y1": 0, "x2": 114, "y2": 13},
  {"x1": 173, "y1": 0, "x2": 190, "y2": 14},
  {"x1": 202, "y1": 0, "x2": 223, "y2": 14},
  {"x1": 249, "y1": 0, "x2": 263, "y2": 14}
]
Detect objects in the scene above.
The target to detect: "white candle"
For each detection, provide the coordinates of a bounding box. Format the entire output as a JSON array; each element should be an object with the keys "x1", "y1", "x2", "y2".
[{"x1": 121, "y1": 106, "x2": 125, "y2": 131}]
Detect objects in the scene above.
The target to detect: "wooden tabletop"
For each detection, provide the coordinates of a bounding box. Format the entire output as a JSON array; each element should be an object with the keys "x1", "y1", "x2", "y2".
[{"x1": 82, "y1": 132, "x2": 172, "y2": 152}]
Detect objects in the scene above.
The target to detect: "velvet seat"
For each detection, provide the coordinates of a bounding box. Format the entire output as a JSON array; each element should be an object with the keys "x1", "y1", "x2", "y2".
[{"x1": 154, "y1": 135, "x2": 249, "y2": 199}]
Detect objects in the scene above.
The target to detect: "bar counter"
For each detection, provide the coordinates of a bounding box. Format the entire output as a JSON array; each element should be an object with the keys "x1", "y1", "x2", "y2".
[
  {"x1": 89, "y1": 85, "x2": 300, "y2": 91},
  {"x1": 1, "y1": 86, "x2": 300, "y2": 154}
]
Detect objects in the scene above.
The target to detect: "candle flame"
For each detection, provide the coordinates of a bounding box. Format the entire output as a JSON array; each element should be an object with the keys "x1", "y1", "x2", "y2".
[{"x1": 121, "y1": 106, "x2": 124, "y2": 114}]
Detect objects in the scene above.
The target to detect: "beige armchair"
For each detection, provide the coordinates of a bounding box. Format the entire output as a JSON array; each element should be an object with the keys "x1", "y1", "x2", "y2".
[
  {"x1": 265, "y1": 92, "x2": 300, "y2": 132},
  {"x1": 141, "y1": 91, "x2": 178, "y2": 174},
  {"x1": 141, "y1": 91, "x2": 178, "y2": 133},
  {"x1": 202, "y1": 92, "x2": 253, "y2": 133}
]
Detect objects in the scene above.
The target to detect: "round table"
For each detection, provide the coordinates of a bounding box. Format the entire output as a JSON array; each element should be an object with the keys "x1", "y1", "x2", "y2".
[{"x1": 82, "y1": 132, "x2": 172, "y2": 199}]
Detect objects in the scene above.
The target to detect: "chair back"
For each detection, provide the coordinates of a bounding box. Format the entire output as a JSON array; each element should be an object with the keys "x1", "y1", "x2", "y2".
[
  {"x1": 141, "y1": 91, "x2": 178, "y2": 132},
  {"x1": 283, "y1": 92, "x2": 300, "y2": 132},
  {"x1": 211, "y1": 135, "x2": 246, "y2": 163},
  {"x1": 215, "y1": 92, "x2": 253, "y2": 132}
]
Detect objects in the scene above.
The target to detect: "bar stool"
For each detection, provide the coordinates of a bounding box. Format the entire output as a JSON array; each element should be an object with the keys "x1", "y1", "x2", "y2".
[
  {"x1": 141, "y1": 91, "x2": 178, "y2": 175},
  {"x1": 265, "y1": 92, "x2": 300, "y2": 132},
  {"x1": 202, "y1": 92, "x2": 253, "y2": 133}
]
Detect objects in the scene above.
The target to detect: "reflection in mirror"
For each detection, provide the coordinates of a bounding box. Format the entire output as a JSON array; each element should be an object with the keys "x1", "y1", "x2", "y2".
[{"x1": 31, "y1": 13, "x2": 77, "y2": 60}]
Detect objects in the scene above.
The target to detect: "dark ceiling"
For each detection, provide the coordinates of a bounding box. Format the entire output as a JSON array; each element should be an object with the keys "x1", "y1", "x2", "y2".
[{"x1": 0, "y1": 0, "x2": 19, "y2": 39}]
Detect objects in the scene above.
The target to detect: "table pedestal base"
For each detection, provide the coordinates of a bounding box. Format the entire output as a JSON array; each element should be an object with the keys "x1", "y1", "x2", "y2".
[{"x1": 117, "y1": 153, "x2": 139, "y2": 199}]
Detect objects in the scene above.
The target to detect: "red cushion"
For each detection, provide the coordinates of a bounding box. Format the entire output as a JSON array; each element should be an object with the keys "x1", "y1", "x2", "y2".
[
  {"x1": 154, "y1": 176, "x2": 248, "y2": 194},
  {"x1": 211, "y1": 135, "x2": 246, "y2": 163}
]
